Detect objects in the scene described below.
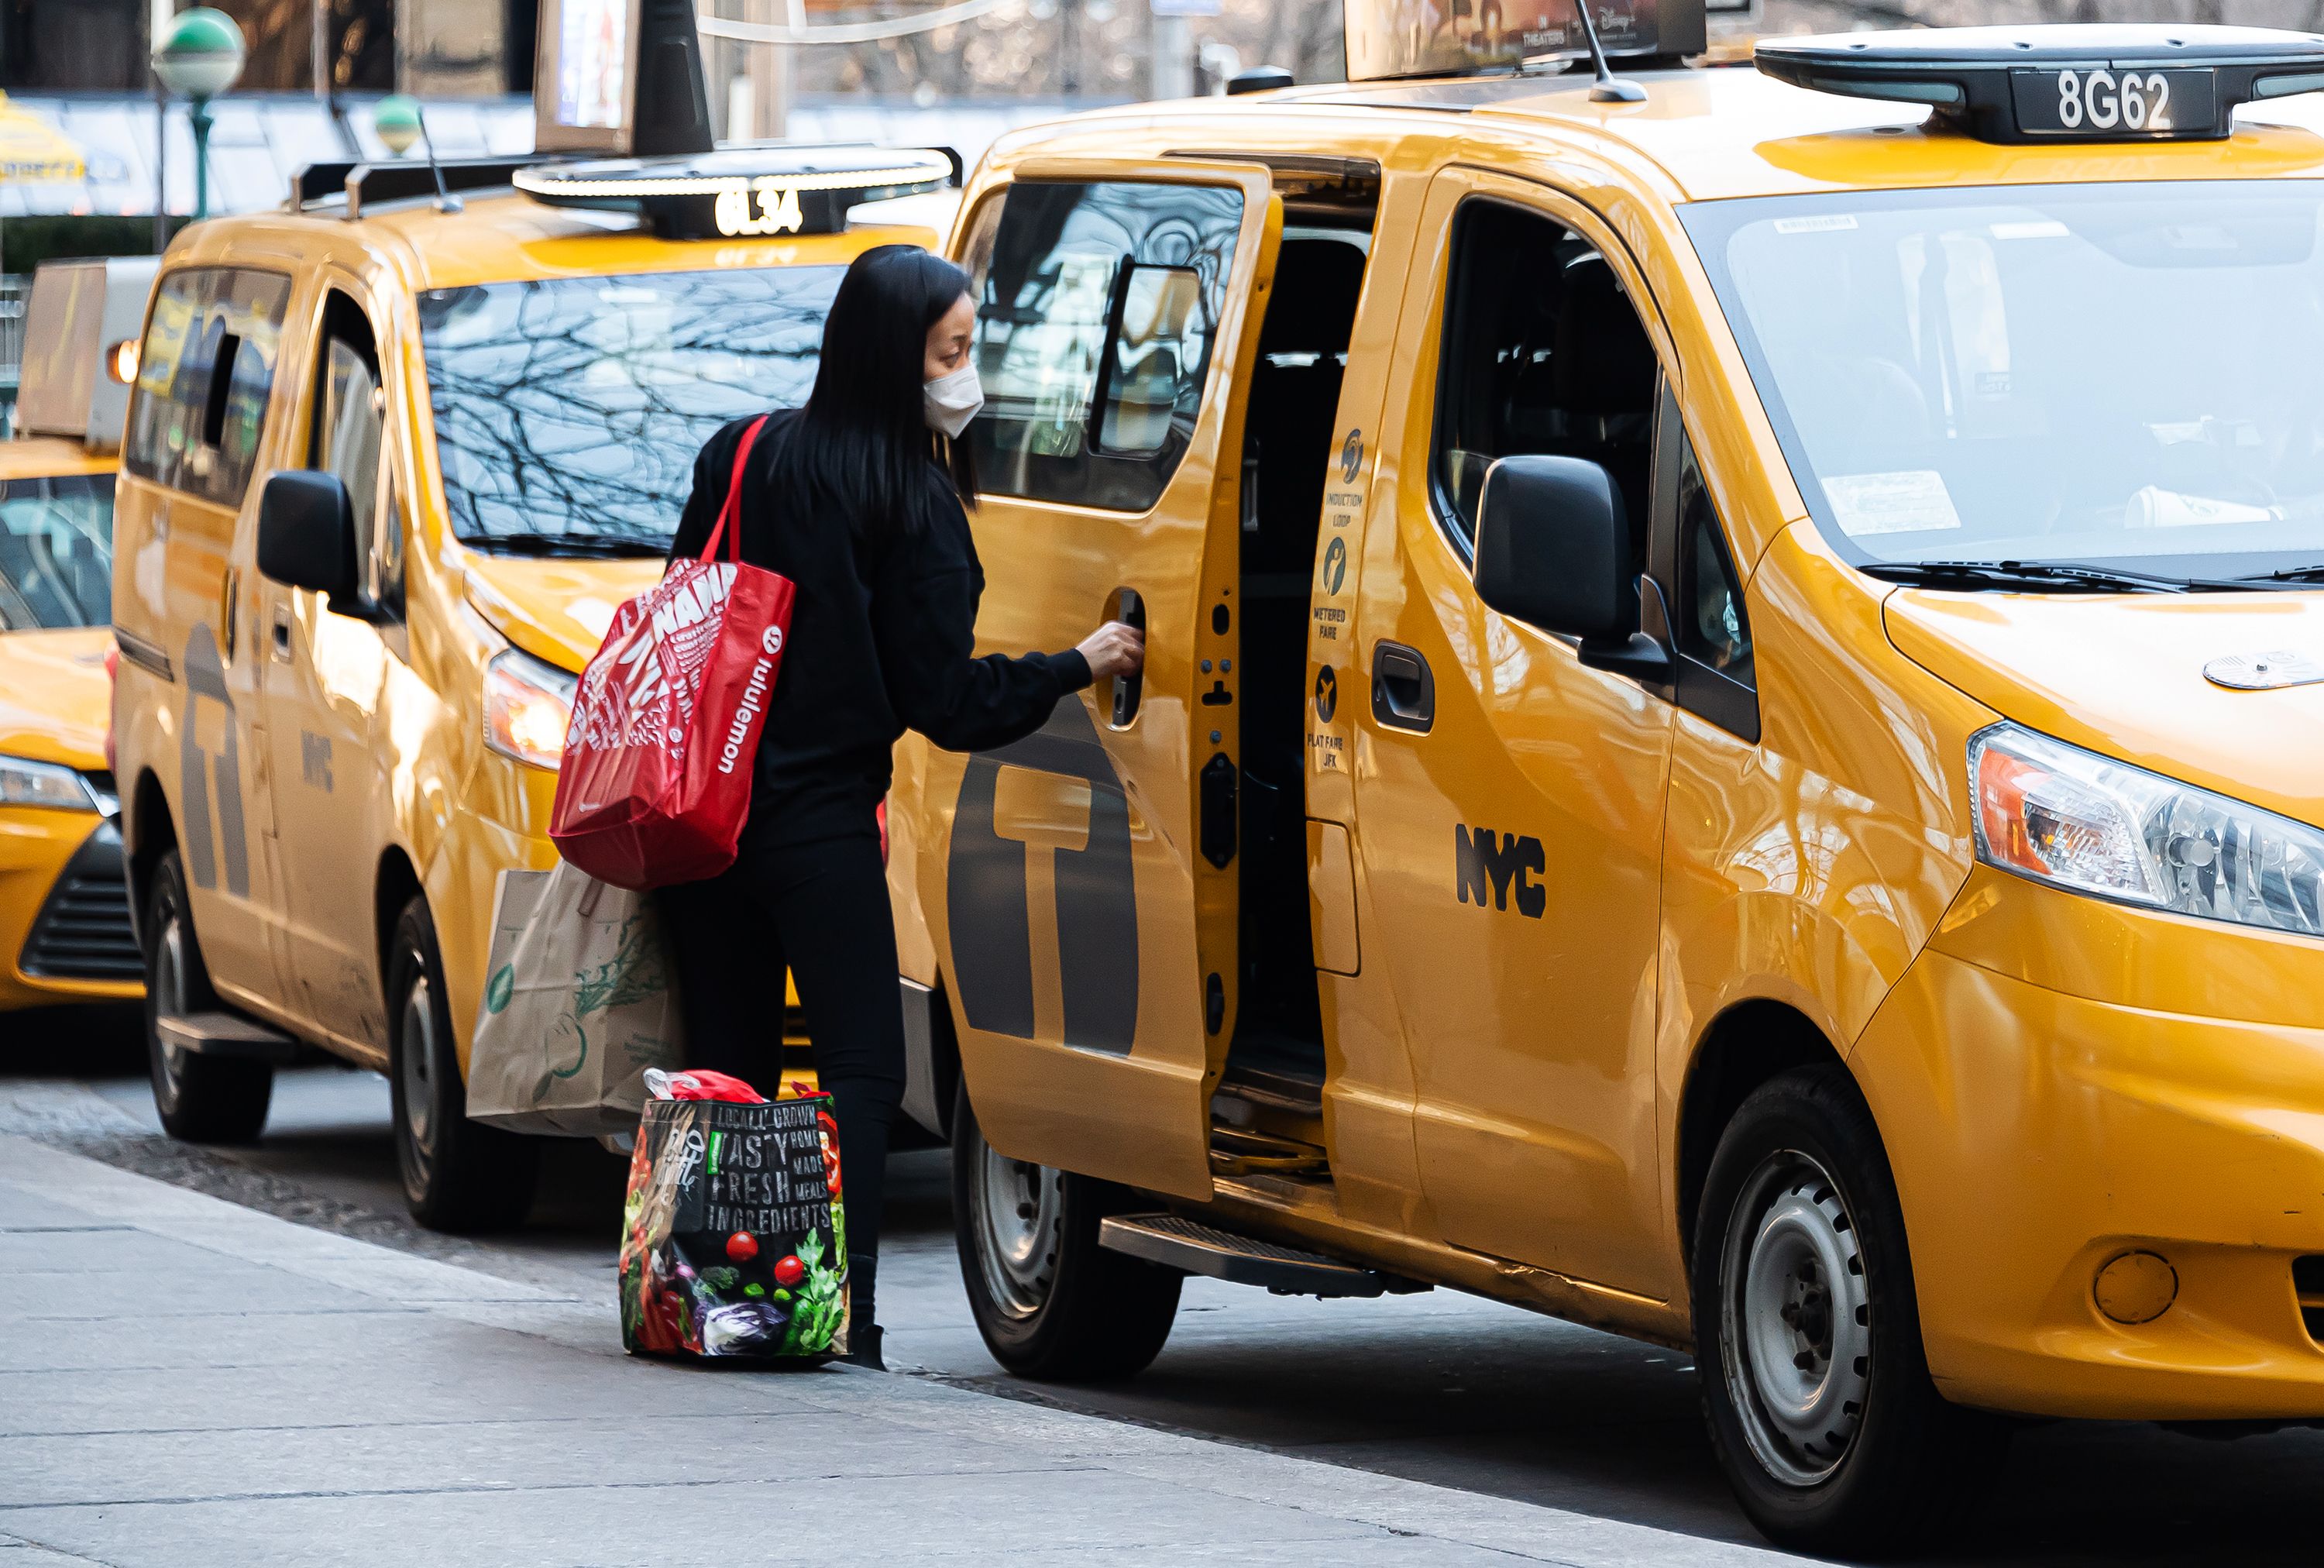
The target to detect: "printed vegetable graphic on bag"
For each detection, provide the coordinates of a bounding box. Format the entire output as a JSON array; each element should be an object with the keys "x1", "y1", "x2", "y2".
[{"x1": 618, "y1": 1085, "x2": 847, "y2": 1360}]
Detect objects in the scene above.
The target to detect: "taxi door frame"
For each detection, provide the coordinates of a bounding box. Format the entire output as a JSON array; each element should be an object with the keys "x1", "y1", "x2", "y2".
[
  {"x1": 1355, "y1": 156, "x2": 1693, "y2": 1300},
  {"x1": 120, "y1": 260, "x2": 308, "y2": 1017},
  {"x1": 926, "y1": 154, "x2": 1281, "y2": 1201},
  {"x1": 255, "y1": 266, "x2": 408, "y2": 1058}
]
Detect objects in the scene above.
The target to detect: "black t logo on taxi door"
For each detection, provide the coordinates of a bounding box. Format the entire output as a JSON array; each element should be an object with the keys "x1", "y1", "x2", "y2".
[
  {"x1": 1455, "y1": 825, "x2": 1545, "y2": 918},
  {"x1": 946, "y1": 700, "x2": 1139, "y2": 1054},
  {"x1": 180, "y1": 623, "x2": 249, "y2": 896}
]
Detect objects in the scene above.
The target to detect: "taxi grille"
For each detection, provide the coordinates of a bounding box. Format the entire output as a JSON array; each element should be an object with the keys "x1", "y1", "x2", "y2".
[
  {"x1": 20, "y1": 820, "x2": 141, "y2": 982},
  {"x1": 2297, "y1": 1257, "x2": 2324, "y2": 1343}
]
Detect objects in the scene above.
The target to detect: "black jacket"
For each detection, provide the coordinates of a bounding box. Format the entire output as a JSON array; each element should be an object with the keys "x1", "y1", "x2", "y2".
[{"x1": 668, "y1": 410, "x2": 1092, "y2": 848}]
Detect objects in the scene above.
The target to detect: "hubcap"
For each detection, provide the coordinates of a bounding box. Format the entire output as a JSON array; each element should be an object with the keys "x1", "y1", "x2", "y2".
[
  {"x1": 1720, "y1": 1149, "x2": 1872, "y2": 1488},
  {"x1": 398, "y1": 969, "x2": 437, "y2": 1172},
  {"x1": 971, "y1": 1126, "x2": 1062, "y2": 1319}
]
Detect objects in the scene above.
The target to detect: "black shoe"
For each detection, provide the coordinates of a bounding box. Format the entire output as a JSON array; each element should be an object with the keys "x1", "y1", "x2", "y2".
[{"x1": 841, "y1": 1325, "x2": 885, "y2": 1370}]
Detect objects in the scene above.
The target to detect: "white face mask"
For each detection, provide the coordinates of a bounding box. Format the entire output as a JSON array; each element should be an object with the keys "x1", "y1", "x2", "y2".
[{"x1": 923, "y1": 364, "x2": 983, "y2": 439}]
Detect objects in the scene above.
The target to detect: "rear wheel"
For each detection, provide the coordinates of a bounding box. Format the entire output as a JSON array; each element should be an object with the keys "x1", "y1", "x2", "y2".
[
  {"x1": 143, "y1": 850, "x2": 271, "y2": 1143},
  {"x1": 951, "y1": 1077, "x2": 1181, "y2": 1381},
  {"x1": 387, "y1": 896, "x2": 537, "y2": 1233},
  {"x1": 1693, "y1": 1064, "x2": 2006, "y2": 1558}
]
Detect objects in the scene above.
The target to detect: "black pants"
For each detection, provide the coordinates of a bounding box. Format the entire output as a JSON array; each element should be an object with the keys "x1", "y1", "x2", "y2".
[{"x1": 658, "y1": 830, "x2": 905, "y2": 1327}]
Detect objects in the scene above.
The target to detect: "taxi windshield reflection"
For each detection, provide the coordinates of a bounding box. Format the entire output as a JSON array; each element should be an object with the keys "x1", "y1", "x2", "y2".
[
  {"x1": 0, "y1": 473, "x2": 112, "y2": 630},
  {"x1": 417, "y1": 266, "x2": 842, "y2": 550},
  {"x1": 1687, "y1": 181, "x2": 2324, "y2": 582}
]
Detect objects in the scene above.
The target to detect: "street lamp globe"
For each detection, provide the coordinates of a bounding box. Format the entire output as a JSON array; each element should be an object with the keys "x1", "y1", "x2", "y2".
[
  {"x1": 374, "y1": 96, "x2": 423, "y2": 158},
  {"x1": 151, "y1": 7, "x2": 246, "y2": 101}
]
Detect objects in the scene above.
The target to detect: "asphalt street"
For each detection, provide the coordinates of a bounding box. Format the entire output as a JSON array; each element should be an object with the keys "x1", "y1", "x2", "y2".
[{"x1": 8, "y1": 1006, "x2": 2324, "y2": 1565}]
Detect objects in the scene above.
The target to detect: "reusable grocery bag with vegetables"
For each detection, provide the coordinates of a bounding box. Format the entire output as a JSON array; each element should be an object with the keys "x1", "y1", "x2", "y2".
[{"x1": 619, "y1": 1070, "x2": 847, "y2": 1360}]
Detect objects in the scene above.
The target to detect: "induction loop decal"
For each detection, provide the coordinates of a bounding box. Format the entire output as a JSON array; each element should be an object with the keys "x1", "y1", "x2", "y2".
[{"x1": 1339, "y1": 428, "x2": 1364, "y2": 485}]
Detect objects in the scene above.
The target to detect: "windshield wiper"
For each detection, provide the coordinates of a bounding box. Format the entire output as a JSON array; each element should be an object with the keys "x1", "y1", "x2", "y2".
[
  {"x1": 462, "y1": 531, "x2": 670, "y2": 560},
  {"x1": 1862, "y1": 559, "x2": 2279, "y2": 594},
  {"x1": 2241, "y1": 564, "x2": 2324, "y2": 585}
]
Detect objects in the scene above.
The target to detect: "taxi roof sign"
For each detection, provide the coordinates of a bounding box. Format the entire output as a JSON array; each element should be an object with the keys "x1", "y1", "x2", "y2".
[
  {"x1": 513, "y1": 144, "x2": 957, "y2": 239},
  {"x1": 1755, "y1": 25, "x2": 2324, "y2": 144},
  {"x1": 1345, "y1": 0, "x2": 1705, "y2": 81},
  {"x1": 17, "y1": 256, "x2": 158, "y2": 453}
]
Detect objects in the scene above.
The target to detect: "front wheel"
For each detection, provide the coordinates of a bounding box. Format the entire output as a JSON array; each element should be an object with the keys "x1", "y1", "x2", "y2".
[
  {"x1": 1693, "y1": 1065, "x2": 2006, "y2": 1559},
  {"x1": 143, "y1": 850, "x2": 271, "y2": 1143},
  {"x1": 387, "y1": 896, "x2": 537, "y2": 1233},
  {"x1": 951, "y1": 1077, "x2": 1181, "y2": 1381}
]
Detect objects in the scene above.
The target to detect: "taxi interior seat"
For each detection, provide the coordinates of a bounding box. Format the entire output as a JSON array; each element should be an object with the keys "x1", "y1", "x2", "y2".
[
  {"x1": 1224, "y1": 230, "x2": 1370, "y2": 1117},
  {"x1": 1495, "y1": 255, "x2": 1658, "y2": 538},
  {"x1": 1436, "y1": 209, "x2": 1660, "y2": 571}
]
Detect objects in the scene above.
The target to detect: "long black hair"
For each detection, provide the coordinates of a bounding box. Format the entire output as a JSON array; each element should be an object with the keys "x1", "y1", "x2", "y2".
[{"x1": 777, "y1": 244, "x2": 978, "y2": 545}]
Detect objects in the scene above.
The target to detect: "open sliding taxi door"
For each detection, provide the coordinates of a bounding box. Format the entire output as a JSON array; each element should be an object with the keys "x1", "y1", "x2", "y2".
[{"x1": 923, "y1": 156, "x2": 1281, "y2": 1201}]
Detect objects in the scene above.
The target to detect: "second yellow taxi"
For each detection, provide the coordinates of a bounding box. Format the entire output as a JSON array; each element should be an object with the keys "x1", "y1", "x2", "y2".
[{"x1": 108, "y1": 141, "x2": 950, "y2": 1227}]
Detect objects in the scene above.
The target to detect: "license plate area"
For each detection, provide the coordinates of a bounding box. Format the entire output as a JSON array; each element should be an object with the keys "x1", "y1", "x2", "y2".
[{"x1": 2010, "y1": 67, "x2": 2219, "y2": 138}]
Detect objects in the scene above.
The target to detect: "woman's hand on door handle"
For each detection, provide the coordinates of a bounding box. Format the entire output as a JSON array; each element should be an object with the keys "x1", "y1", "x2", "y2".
[{"x1": 1078, "y1": 621, "x2": 1146, "y2": 683}]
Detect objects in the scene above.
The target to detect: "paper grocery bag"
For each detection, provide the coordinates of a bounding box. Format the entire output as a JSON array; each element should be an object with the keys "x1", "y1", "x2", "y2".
[{"x1": 466, "y1": 860, "x2": 684, "y2": 1136}]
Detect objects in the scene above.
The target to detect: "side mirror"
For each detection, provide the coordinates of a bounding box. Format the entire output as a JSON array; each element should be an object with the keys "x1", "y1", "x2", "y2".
[
  {"x1": 1472, "y1": 455, "x2": 1669, "y2": 681},
  {"x1": 256, "y1": 470, "x2": 359, "y2": 605}
]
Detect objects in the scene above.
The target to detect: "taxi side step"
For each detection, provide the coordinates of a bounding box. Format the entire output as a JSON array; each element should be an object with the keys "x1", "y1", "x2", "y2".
[
  {"x1": 153, "y1": 1010, "x2": 300, "y2": 1062},
  {"x1": 1098, "y1": 1214, "x2": 1422, "y2": 1298}
]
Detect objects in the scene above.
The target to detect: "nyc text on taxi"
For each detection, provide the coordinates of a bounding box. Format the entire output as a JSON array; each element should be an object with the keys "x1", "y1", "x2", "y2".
[
  {"x1": 885, "y1": 13, "x2": 2324, "y2": 1553},
  {"x1": 109, "y1": 142, "x2": 951, "y2": 1229}
]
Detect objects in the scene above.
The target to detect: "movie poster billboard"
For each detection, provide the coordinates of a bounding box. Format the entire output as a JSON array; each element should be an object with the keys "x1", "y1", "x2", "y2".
[
  {"x1": 535, "y1": 0, "x2": 643, "y2": 152},
  {"x1": 1344, "y1": 0, "x2": 1705, "y2": 81}
]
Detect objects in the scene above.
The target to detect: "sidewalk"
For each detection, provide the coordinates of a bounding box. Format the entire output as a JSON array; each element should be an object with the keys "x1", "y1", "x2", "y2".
[{"x1": 0, "y1": 1132, "x2": 1799, "y2": 1566}]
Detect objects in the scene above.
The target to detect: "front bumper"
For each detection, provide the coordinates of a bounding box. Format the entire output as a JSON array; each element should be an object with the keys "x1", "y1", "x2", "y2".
[
  {"x1": 1853, "y1": 943, "x2": 2324, "y2": 1422},
  {"x1": 0, "y1": 810, "x2": 141, "y2": 1009}
]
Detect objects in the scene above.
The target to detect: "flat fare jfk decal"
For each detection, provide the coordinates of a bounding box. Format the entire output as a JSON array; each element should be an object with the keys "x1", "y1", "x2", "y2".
[{"x1": 1311, "y1": 428, "x2": 1364, "y2": 774}]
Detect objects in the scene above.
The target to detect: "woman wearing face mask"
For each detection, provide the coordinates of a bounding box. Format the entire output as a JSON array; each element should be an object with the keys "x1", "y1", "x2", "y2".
[{"x1": 659, "y1": 245, "x2": 1143, "y2": 1370}]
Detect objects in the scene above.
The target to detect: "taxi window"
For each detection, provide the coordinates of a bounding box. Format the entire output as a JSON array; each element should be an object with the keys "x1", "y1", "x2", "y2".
[
  {"x1": 123, "y1": 266, "x2": 291, "y2": 507},
  {"x1": 311, "y1": 291, "x2": 399, "y2": 615},
  {"x1": 0, "y1": 473, "x2": 112, "y2": 631},
  {"x1": 967, "y1": 180, "x2": 1244, "y2": 512},
  {"x1": 417, "y1": 266, "x2": 841, "y2": 548},
  {"x1": 1687, "y1": 181, "x2": 2324, "y2": 581},
  {"x1": 1433, "y1": 200, "x2": 1660, "y2": 561},
  {"x1": 1676, "y1": 436, "x2": 1753, "y2": 686}
]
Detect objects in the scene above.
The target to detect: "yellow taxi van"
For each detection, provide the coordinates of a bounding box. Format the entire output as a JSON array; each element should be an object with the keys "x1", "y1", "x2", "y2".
[
  {"x1": 884, "y1": 11, "x2": 2324, "y2": 1551},
  {"x1": 108, "y1": 124, "x2": 954, "y2": 1229},
  {"x1": 0, "y1": 257, "x2": 159, "y2": 1013}
]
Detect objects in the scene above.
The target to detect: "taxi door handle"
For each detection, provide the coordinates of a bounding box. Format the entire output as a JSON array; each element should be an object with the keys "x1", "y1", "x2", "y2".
[
  {"x1": 1371, "y1": 641, "x2": 1435, "y2": 734},
  {"x1": 1105, "y1": 586, "x2": 1145, "y2": 728},
  {"x1": 271, "y1": 603, "x2": 292, "y2": 662}
]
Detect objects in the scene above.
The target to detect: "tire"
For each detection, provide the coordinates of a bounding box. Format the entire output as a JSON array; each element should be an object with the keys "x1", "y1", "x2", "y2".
[
  {"x1": 387, "y1": 896, "x2": 538, "y2": 1233},
  {"x1": 1693, "y1": 1064, "x2": 2007, "y2": 1559},
  {"x1": 143, "y1": 850, "x2": 272, "y2": 1143},
  {"x1": 951, "y1": 1076, "x2": 1181, "y2": 1381}
]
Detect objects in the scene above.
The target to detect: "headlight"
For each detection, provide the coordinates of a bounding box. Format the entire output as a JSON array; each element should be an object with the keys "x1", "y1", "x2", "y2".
[
  {"x1": 483, "y1": 646, "x2": 576, "y2": 770},
  {"x1": 0, "y1": 754, "x2": 100, "y2": 812},
  {"x1": 1970, "y1": 722, "x2": 2324, "y2": 936}
]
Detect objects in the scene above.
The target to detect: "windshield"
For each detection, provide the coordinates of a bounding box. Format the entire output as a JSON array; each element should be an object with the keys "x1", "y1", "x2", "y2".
[
  {"x1": 416, "y1": 266, "x2": 842, "y2": 548},
  {"x1": 0, "y1": 472, "x2": 112, "y2": 630},
  {"x1": 1684, "y1": 183, "x2": 2324, "y2": 581}
]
